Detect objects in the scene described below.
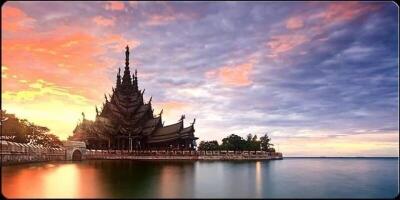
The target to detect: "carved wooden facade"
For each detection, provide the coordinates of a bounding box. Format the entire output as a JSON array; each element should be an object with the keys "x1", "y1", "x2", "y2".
[{"x1": 70, "y1": 46, "x2": 197, "y2": 150}]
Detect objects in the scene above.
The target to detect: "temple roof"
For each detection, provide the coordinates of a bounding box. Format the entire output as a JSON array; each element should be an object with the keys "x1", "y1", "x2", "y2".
[
  {"x1": 72, "y1": 46, "x2": 197, "y2": 146},
  {"x1": 144, "y1": 116, "x2": 161, "y2": 128},
  {"x1": 147, "y1": 121, "x2": 182, "y2": 143}
]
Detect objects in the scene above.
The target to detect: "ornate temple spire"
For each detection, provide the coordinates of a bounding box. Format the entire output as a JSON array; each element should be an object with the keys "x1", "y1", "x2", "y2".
[
  {"x1": 191, "y1": 118, "x2": 196, "y2": 125},
  {"x1": 116, "y1": 68, "x2": 121, "y2": 88},
  {"x1": 125, "y1": 45, "x2": 129, "y2": 67},
  {"x1": 121, "y1": 45, "x2": 132, "y2": 88},
  {"x1": 133, "y1": 69, "x2": 138, "y2": 90}
]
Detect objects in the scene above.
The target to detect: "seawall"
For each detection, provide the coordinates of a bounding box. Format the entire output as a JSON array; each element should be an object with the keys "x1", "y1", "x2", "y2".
[
  {"x1": 1, "y1": 141, "x2": 283, "y2": 165},
  {"x1": 1, "y1": 141, "x2": 65, "y2": 165},
  {"x1": 85, "y1": 150, "x2": 283, "y2": 161}
]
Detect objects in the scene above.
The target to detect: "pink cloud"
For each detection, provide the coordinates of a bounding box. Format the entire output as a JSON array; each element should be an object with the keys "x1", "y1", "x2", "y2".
[
  {"x1": 206, "y1": 58, "x2": 258, "y2": 87},
  {"x1": 144, "y1": 4, "x2": 199, "y2": 26},
  {"x1": 146, "y1": 15, "x2": 178, "y2": 26},
  {"x1": 105, "y1": 1, "x2": 125, "y2": 11},
  {"x1": 1, "y1": 5, "x2": 35, "y2": 32},
  {"x1": 320, "y1": 2, "x2": 380, "y2": 25},
  {"x1": 92, "y1": 16, "x2": 115, "y2": 26},
  {"x1": 285, "y1": 17, "x2": 304, "y2": 30},
  {"x1": 266, "y1": 34, "x2": 309, "y2": 58},
  {"x1": 274, "y1": 2, "x2": 381, "y2": 60}
]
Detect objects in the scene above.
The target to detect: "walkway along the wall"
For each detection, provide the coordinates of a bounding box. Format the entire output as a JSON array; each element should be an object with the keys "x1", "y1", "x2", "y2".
[
  {"x1": 1, "y1": 141, "x2": 283, "y2": 165},
  {"x1": 85, "y1": 149, "x2": 283, "y2": 160},
  {"x1": 1, "y1": 141, "x2": 65, "y2": 165}
]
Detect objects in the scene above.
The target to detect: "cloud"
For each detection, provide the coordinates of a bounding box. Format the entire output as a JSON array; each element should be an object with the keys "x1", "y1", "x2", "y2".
[
  {"x1": 3, "y1": 79, "x2": 88, "y2": 103},
  {"x1": 145, "y1": 15, "x2": 178, "y2": 26},
  {"x1": 92, "y1": 16, "x2": 115, "y2": 26},
  {"x1": 2, "y1": 79, "x2": 94, "y2": 139},
  {"x1": 266, "y1": 34, "x2": 309, "y2": 58},
  {"x1": 285, "y1": 17, "x2": 304, "y2": 29},
  {"x1": 318, "y1": 2, "x2": 380, "y2": 25},
  {"x1": 1, "y1": 1, "x2": 397, "y2": 156},
  {"x1": 1, "y1": 4, "x2": 36, "y2": 31},
  {"x1": 153, "y1": 100, "x2": 193, "y2": 124},
  {"x1": 143, "y1": 3, "x2": 199, "y2": 26},
  {"x1": 104, "y1": 1, "x2": 125, "y2": 11},
  {"x1": 206, "y1": 57, "x2": 258, "y2": 87}
]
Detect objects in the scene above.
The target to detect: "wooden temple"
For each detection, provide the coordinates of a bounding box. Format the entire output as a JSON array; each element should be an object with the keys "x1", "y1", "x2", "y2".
[{"x1": 69, "y1": 46, "x2": 198, "y2": 150}]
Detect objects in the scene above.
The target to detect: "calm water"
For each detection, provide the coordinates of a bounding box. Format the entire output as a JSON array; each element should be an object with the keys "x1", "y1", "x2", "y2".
[{"x1": 1, "y1": 158, "x2": 399, "y2": 198}]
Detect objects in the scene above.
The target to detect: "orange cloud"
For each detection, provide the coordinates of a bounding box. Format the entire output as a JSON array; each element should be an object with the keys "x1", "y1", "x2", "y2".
[
  {"x1": 1, "y1": 5, "x2": 35, "y2": 32},
  {"x1": 206, "y1": 58, "x2": 258, "y2": 87},
  {"x1": 285, "y1": 17, "x2": 304, "y2": 30},
  {"x1": 105, "y1": 1, "x2": 125, "y2": 11},
  {"x1": 92, "y1": 16, "x2": 115, "y2": 26},
  {"x1": 2, "y1": 26, "x2": 140, "y2": 99},
  {"x1": 266, "y1": 34, "x2": 309, "y2": 58},
  {"x1": 2, "y1": 4, "x2": 141, "y2": 139}
]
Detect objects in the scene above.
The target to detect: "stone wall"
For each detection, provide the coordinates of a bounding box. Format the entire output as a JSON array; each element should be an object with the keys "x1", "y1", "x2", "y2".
[
  {"x1": 1, "y1": 141, "x2": 66, "y2": 165},
  {"x1": 85, "y1": 149, "x2": 283, "y2": 160},
  {"x1": 1, "y1": 140, "x2": 283, "y2": 165}
]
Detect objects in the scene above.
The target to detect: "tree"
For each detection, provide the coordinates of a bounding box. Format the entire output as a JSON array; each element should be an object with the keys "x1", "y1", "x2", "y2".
[
  {"x1": 198, "y1": 140, "x2": 219, "y2": 151},
  {"x1": 246, "y1": 134, "x2": 253, "y2": 142},
  {"x1": 260, "y1": 133, "x2": 274, "y2": 152},
  {"x1": 1, "y1": 110, "x2": 62, "y2": 148},
  {"x1": 220, "y1": 134, "x2": 247, "y2": 151}
]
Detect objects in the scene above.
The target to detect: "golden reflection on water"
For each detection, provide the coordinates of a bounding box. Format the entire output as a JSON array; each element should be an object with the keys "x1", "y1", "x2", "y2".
[
  {"x1": 255, "y1": 161, "x2": 262, "y2": 198},
  {"x1": 42, "y1": 164, "x2": 79, "y2": 198},
  {"x1": 2, "y1": 162, "x2": 106, "y2": 198},
  {"x1": 158, "y1": 165, "x2": 180, "y2": 198}
]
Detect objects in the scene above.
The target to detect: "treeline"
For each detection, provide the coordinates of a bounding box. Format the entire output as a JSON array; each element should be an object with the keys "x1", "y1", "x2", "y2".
[
  {"x1": 1, "y1": 110, "x2": 63, "y2": 148},
  {"x1": 198, "y1": 133, "x2": 275, "y2": 152}
]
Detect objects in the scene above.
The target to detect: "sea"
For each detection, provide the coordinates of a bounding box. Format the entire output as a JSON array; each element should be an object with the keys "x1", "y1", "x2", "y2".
[{"x1": 1, "y1": 157, "x2": 398, "y2": 198}]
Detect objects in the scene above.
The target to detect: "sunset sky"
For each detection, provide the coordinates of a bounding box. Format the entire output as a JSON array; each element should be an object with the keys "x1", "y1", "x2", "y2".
[{"x1": 1, "y1": 1, "x2": 398, "y2": 156}]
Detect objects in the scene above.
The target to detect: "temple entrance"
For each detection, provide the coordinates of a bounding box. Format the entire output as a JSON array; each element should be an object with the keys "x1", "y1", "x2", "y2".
[{"x1": 72, "y1": 150, "x2": 82, "y2": 161}]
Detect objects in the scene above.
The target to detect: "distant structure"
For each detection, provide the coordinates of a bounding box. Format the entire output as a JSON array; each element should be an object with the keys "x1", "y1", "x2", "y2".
[{"x1": 69, "y1": 46, "x2": 198, "y2": 150}]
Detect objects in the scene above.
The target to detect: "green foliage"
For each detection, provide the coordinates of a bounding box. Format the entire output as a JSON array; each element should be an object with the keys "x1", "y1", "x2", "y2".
[
  {"x1": 198, "y1": 133, "x2": 274, "y2": 152},
  {"x1": 198, "y1": 140, "x2": 219, "y2": 151},
  {"x1": 260, "y1": 133, "x2": 274, "y2": 151},
  {"x1": 220, "y1": 134, "x2": 247, "y2": 151},
  {"x1": 1, "y1": 110, "x2": 62, "y2": 148}
]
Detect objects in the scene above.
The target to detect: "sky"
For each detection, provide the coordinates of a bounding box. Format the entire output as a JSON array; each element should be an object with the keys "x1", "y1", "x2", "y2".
[{"x1": 1, "y1": 1, "x2": 398, "y2": 157}]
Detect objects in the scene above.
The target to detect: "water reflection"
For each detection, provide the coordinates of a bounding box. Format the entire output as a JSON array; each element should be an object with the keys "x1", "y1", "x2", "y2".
[
  {"x1": 255, "y1": 161, "x2": 262, "y2": 198},
  {"x1": 157, "y1": 162, "x2": 195, "y2": 198},
  {"x1": 2, "y1": 162, "x2": 106, "y2": 198},
  {"x1": 1, "y1": 158, "x2": 398, "y2": 198}
]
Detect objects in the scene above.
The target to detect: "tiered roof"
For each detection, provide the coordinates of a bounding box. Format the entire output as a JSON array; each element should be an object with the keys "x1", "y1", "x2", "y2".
[{"x1": 71, "y1": 46, "x2": 197, "y2": 144}]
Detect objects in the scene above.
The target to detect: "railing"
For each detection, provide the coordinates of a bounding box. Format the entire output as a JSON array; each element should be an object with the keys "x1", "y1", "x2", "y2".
[
  {"x1": 85, "y1": 149, "x2": 283, "y2": 158},
  {"x1": 0, "y1": 140, "x2": 65, "y2": 156}
]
